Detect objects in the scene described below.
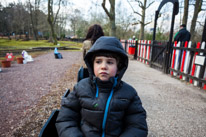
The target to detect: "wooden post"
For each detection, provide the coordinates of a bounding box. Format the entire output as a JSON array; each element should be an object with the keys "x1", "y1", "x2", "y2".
[
  {"x1": 125, "y1": 40, "x2": 127, "y2": 53},
  {"x1": 134, "y1": 40, "x2": 138, "y2": 60}
]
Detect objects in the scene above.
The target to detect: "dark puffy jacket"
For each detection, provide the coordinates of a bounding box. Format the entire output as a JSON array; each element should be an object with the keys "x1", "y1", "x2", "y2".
[
  {"x1": 56, "y1": 36, "x2": 148, "y2": 137},
  {"x1": 174, "y1": 27, "x2": 191, "y2": 42}
]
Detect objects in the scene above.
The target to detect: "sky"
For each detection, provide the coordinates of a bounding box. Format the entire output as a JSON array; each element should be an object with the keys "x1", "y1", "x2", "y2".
[
  {"x1": 1, "y1": 0, "x2": 134, "y2": 19},
  {"x1": 1, "y1": 0, "x2": 205, "y2": 32},
  {"x1": 0, "y1": 0, "x2": 154, "y2": 16}
]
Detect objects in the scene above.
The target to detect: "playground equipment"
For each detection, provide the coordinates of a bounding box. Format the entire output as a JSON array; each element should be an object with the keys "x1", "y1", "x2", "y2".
[
  {"x1": 39, "y1": 66, "x2": 89, "y2": 137},
  {"x1": 5, "y1": 53, "x2": 15, "y2": 61},
  {"x1": 54, "y1": 47, "x2": 63, "y2": 59},
  {"x1": 0, "y1": 53, "x2": 14, "y2": 68},
  {"x1": 22, "y1": 50, "x2": 34, "y2": 64}
]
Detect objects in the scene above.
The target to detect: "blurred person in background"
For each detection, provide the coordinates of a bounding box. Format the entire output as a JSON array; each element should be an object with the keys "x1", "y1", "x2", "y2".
[
  {"x1": 82, "y1": 24, "x2": 104, "y2": 58},
  {"x1": 174, "y1": 24, "x2": 191, "y2": 44}
]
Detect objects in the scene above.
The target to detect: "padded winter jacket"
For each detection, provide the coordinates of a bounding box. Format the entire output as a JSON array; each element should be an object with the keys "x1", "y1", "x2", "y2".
[
  {"x1": 56, "y1": 36, "x2": 148, "y2": 137},
  {"x1": 174, "y1": 27, "x2": 191, "y2": 42}
]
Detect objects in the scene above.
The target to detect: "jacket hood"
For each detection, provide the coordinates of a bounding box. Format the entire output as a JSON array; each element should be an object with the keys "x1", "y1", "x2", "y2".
[{"x1": 84, "y1": 36, "x2": 128, "y2": 83}]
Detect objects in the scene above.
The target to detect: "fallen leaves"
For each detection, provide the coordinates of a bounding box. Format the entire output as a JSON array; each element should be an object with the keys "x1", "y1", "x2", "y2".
[{"x1": 10, "y1": 63, "x2": 82, "y2": 137}]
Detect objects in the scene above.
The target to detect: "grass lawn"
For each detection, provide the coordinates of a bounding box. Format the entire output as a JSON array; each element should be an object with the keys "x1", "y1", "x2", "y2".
[
  {"x1": 0, "y1": 38, "x2": 82, "y2": 50},
  {"x1": 0, "y1": 38, "x2": 82, "y2": 61}
]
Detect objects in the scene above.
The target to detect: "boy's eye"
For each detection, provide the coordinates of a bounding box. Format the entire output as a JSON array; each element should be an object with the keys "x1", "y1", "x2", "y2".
[
  {"x1": 95, "y1": 60, "x2": 101, "y2": 64},
  {"x1": 107, "y1": 61, "x2": 114, "y2": 64}
]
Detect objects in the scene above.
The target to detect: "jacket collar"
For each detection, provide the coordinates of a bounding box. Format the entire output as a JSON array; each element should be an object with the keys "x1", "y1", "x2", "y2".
[{"x1": 92, "y1": 76, "x2": 119, "y2": 90}]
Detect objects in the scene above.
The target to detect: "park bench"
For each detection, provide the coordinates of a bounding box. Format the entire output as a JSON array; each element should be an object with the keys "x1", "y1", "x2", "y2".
[{"x1": 39, "y1": 66, "x2": 89, "y2": 137}]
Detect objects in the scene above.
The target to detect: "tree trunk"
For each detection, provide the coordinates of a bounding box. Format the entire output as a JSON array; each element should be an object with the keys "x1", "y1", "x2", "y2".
[
  {"x1": 50, "y1": 23, "x2": 57, "y2": 44},
  {"x1": 34, "y1": 0, "x2": 39, "y2": 40},
  {"x1": 7, "y1": 33, "x2": 11, "y2": 40},
  {"x1": 190, "y1": 0, "x2": 202, "y2": 41},
  {"x1": 29, "y1": 0, "x2": 38, "y2": 41},
  {"x1": 102, "y1": 0, "x2": 116, "y2": 36},
  {"x1": 47, "y1": 0, "x2": 57, "y2": 45},
  {"x1": 110, "y1": 0, "x2": 116, "y2": 36},
  {"x1": 139, "y1": 0, "x2": 147, "y2": 40},
  {"x1": 182, "y1": 0, "x2": 189, "y2": 25}
]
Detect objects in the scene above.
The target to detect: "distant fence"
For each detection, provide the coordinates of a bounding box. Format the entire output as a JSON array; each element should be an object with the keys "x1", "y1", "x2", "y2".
[
  {"x1": 121, "y1": 40, "x2": 206, "y2": 90},
  {"x1": 0, "y1": 47, "x2": 80, "y2": 57},
  {"x1": 67, "y1": 38, "x2": 84, "y2": 43}
]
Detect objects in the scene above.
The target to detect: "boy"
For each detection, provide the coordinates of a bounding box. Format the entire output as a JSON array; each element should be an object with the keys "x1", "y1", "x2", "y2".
[{"x1": 56, "y1": 36, "x2": 148, "y2": 137}]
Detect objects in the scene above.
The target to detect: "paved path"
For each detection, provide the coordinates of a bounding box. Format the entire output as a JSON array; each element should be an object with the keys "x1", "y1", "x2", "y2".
[{"x1": 123, "y1": 59, "x2": 206, "y2": 137}]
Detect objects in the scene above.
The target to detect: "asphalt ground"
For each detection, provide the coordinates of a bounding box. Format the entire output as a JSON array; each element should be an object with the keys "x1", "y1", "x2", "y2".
[{"x1": 122, "y1": 59, "x2": 206, "y2": 137}]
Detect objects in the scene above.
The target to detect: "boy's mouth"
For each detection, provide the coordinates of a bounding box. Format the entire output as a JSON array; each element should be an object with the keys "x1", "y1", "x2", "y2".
[{"x1": 100, "y1": 72, "x2": 108, "y2": 75}]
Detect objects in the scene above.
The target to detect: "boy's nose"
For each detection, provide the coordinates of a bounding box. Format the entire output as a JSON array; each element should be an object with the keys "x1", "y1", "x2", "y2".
[{"x1": 101, "y1": 61, "x2": 107, "y2": 69}]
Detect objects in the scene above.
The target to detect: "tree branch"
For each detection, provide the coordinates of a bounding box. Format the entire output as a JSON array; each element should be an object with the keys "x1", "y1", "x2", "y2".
[
  {"x1": 197, "y1": 20, "x2": 204, "y2": 27},
  {"x1": 136, "y1": 0, "x2": 143, "y2": 8},
  {"x1": 145, "y1": 21, "x2": 152, "y2": 26},
  {"x1": 127, "y1": 0, "x2": 142, "y2": 16},
  {"x1": 146, "y1": 1, "x2": 155, "y2": 9},
  {"x1": 102, "y1": 0, "x2": 112, "y2": 19},
  {"x1": 54, "y1": 0, "x2": 62, "y2": 25},
  {"x1": 132, "y1": 21, "x2": 140, "y2": 25}
]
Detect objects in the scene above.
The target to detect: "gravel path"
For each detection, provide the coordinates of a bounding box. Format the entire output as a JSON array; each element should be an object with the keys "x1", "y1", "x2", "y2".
[
  {"x1": 0, "y1": 51, "x2": 82, "y2": 136},
  {"x1": 123, "y1": 59, "x2": 206, "y2": 137}
]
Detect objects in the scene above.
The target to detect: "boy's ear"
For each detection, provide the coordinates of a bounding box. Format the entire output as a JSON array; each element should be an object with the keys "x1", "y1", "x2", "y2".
[
  {"x1": 118, "y1": 62, "x2": 123, "y2": 70},
  {"x1": 116, "y1": 70, "x2": 120, "y2": 74}
]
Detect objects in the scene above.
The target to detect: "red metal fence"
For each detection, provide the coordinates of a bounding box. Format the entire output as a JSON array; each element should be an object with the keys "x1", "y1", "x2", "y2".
[{"x1": 121, "y1": 40, "x2": 206, "y2": 90}]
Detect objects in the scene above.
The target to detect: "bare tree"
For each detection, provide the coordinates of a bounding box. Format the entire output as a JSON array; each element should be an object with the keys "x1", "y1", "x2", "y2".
[
  {"x1": 102, "y1": 0, "x2": 116, "y2": 36},
  {"x1": 69, "y1": 9, "x2": 81, "y2": 37},
  {"x1": 2, "y1": 3, "x2": 15, "y2": 40},
  {"x1": 182, "y1": 0, "x2": 189, "y2": 25},
  {"x1": 37, "y1": 10, "x2": 50, "y2": 39},
  {"x1": 28, "y1": 0, "x2": 40, "y2": 40},
  {"x1": 13, "y1": 4, "x2": 25, "y2": 40},
  {"x1": 56, "y1": 14, "x2": 67, "y2": 39},
  {"x1": 127, "y1": 0, "x2": 154, "y2": 40},
  {"x1": 48, "y1": 0, "x2": 62, "y2": 45},
  {"x1": 116, "y1": 1, "x2": 133, "y2": 39},
  {"x1": 190, "y1": 0, "x2": 204, "y2": 41}
]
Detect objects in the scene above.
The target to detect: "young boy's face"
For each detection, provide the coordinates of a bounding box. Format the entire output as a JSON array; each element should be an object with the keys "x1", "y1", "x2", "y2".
[{"x1": 93, "y1": 56, "x2": 118, "y2": 81}]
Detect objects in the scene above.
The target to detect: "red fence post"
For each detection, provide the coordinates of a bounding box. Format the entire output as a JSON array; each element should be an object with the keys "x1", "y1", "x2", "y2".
[
  {"x1": 171, "y1": 41, "x2": 177, "y2": 76},
  {"x1": 180, "y1": 41, "x2": 188, "y2": 79}
]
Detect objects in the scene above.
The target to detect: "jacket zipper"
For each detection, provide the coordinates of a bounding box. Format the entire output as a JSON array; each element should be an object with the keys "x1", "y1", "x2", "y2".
[
  {"x1": 101, "y1": 77, "x2": 118, "y2": 137},
  {"x1": 102, "y1": 89, "x2": 114, "y2": 137}
]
